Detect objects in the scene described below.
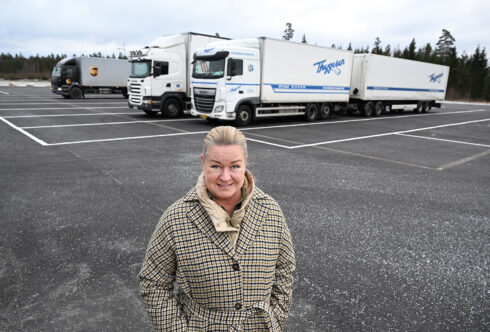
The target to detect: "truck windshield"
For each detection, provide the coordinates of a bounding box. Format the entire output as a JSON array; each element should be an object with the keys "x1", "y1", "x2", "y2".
[
  {"x1": 52, "y1": 66, "x2": 62, "y2": 77},
  {"x1": 192, "y1": 59, "x2": 225, "y2": 79},
  {"x1": 130, "y1": 60, "x2": 151, "y2": 78}
]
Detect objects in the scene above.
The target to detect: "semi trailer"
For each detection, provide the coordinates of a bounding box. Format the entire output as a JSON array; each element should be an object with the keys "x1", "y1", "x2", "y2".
[
  {"x1": 51, "y1": 56, "x2": 130, "y2": 99},
  {"x1": 190, "y1": 37, "x2": 449, "y2": 126},
  {"x1": 127, "y1": 32, "x2": 229, "y2": 117},
  {"x1": 349, "y1": 53, "x2": 449, "y2": 115}
]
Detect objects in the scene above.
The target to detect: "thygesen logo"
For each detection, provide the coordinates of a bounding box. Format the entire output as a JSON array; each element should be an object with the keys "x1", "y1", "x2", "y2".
[
  {"x1": 231, "y1": 85, "x2": 242, "y2": 92},
  {"x1": 429, "y1": 73, "x2": 443, "y2": 83},
  {"x1": 313, "y1": 59, "x2": 345, "y2": 76}
]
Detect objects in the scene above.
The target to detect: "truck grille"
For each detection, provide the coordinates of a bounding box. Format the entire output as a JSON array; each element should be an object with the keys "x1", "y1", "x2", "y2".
[
  {"x1": 129, "y1": 81, "x2": 142, "y2": 105},
  {"x1": 194, "y1": 88, "x2": 216, "y2": 113}
]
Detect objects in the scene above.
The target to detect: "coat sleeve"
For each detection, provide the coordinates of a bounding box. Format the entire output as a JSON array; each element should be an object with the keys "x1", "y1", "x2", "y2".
[
  {"x1": 139, "y1": 213, "x2": 187, "y2": 331},
  {"x1": 270, "y1": 212, "x2": 296, "y2": 330}
]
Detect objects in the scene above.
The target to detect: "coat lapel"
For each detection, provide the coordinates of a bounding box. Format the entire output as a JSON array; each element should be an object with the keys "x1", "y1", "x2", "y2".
[
  {"x1": 235, "y1": 189, "x2": 269, "y2": 257},
  {"x1": 186, "y1": 200, "x2": 236, "y2": 259}
]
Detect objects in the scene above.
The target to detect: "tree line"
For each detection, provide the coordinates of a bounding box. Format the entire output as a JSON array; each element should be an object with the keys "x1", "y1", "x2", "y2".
[
  {"x1": 1, "y1": 28, "x2": 489, "y2": 101},
  {"x1": 0, "y1": 52, "x2": 128, "y2": 81}
]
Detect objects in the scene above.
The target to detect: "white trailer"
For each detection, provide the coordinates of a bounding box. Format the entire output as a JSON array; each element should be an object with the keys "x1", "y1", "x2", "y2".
[
  {"x1": 51, "y1": 56, "x2": 130, "y2": 99},
  {"x1": 127, "y1": 32, "x2": 229, "y2": 117},
  {"x1": 349, "y1": 54, "x2": 450, "y2": 116},
  {"x1": 190, "y1": 37, "x2": 354, "y2": 126}
]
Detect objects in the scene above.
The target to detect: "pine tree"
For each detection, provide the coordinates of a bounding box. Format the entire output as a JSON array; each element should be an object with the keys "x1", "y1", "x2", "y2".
[
  {"x1": 283, "y1": 23, "x2": 294, "y2": 40},
  {"x1": 435, "y1": 29, "x2": 456, "y2": 63},
  {"x1": 372, "y1": 37, "x2": 382, "y2": 54}
]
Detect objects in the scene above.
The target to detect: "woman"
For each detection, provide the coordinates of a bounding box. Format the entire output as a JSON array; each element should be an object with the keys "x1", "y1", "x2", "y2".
[{"x1": 139, "y1": 126, "x2": 295, "y2": 331}]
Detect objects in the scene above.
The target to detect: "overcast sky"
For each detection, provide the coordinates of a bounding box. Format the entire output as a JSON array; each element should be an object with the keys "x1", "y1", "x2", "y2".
[{"x1": 1, "y1": 0, "x2": 489, "y2": 58}]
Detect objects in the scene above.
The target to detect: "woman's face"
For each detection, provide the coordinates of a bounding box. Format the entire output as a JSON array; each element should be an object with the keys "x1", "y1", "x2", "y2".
[{"x1": 201, "y1": 144, "x2": 247, "y2": 206}]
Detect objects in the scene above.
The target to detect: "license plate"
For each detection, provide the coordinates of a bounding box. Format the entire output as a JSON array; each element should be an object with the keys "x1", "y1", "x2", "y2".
[{"x1": 200, "y1": 115, "x2": 207, "y2": 119}]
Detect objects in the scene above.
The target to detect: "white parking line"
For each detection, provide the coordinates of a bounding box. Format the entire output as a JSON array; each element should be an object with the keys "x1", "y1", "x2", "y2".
[
  {"x1": 0, "y1": 116, "x2": 48, "y2": 146},
  {"x1": 397, "y1": 133, "x2": 490, "y2": 148},
  {"x1": 20, "y1": 118, "x2": 202, "y2": 129},
  {"x1": 0, "y1": 106, "x2": 124, "y2": 111},
  {"x1": 0, "y1": 102, "x2": 127, "y2": 105},
  {"x1": 4, "y1": 112, "x2": 132, "y2": 118},
  {"x1": 0, "y1": 90, "x2": 10, "y2": 95},
  {"x1": 289, "y1": 118, "x2": 490, "y2": 149}
]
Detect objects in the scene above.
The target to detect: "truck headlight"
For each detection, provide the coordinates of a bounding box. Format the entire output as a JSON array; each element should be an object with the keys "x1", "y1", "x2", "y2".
[{"x1": 214, "y1": 106, "x2": 224, "y2": 113}]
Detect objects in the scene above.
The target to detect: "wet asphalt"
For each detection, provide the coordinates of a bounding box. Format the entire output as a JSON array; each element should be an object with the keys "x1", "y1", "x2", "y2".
[{"x1": 0, "y1": 87, "x2": 489, "y2": 331}]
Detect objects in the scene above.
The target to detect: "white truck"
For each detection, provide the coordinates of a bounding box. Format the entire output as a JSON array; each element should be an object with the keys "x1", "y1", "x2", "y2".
[
  {"x1": 190, "y1": 37, "x2": 354, "y2": 126},
  {"x1": 127, "y1": 32, "x2": 229, "y2": 117},
  {"x1": 349, "y1": 54, "x2": 450, "y2": 116},
  {"x1": 51, "y1": 56, "x2": 130, "y2": 99},
  {"x1": 190, "y1": 38, "x2": 450, "y2": 125}
]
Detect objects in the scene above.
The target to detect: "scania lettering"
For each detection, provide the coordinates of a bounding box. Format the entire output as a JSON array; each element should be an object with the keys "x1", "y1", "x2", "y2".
[
  {"x1": 127, "y1": 32, "x2": 229, "y2": 117},
  {"x1": 190, "y1": 37, "x2": 354, "y2": 126}
]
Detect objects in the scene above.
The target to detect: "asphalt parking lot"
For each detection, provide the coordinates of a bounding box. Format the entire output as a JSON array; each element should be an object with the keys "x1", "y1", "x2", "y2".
[{"x1": 1, "y1": 86, "x2": 489, "y2": 331}]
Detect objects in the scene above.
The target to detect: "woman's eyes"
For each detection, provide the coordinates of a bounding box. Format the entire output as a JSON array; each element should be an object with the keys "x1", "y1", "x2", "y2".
[{"x1": 210, "y1": 165, "x2": 240, "y2": 169}]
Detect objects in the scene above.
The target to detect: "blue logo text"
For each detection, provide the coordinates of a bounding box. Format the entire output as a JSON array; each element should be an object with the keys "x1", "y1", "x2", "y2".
[
  {"x1": 429, "y1": 73, "x2": 443, "y2": 83},
  {"x1": 313, "y1": 59, "x2": 345, "y2": 76}
]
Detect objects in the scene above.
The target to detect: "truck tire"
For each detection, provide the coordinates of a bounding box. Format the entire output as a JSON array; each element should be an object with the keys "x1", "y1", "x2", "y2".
[
  {"x1": 374, "y1": 101, "x2": 384, "y2": 116},
  {"x1": 414, "y1": 102, "x2": 424, "y2": 113},
  {"x1": 69, "y1": 86, "x2": 83, "y2": 99},
  {"x1": 319, "y1": 103, "x2": 332, "y2": 119},
  {"x1": 162, "y1": 98, "x2": 182, "y2": 118},
  {"x1": 305, "y1": 103, "x2": 319, "y2": 121},
  {"x1": 362, "y1": 101, "x2": 374, "y2": 117},
  {"x1": 422, "y1": 102, "x2": 429, "y2": 113},
  {"x1": 235, "y1": 104, "x2": 252, "y2": 126}
]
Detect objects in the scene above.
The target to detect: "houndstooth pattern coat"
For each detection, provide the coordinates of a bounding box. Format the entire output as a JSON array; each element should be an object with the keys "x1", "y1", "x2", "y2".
[{"x1": 139, "y1": 185, "x2": 295, "y2": 331}]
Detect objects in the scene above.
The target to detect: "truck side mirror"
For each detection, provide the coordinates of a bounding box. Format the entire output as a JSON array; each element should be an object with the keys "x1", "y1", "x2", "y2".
[{"x1": 153, "y1": 66, "x2": 161, "y2": 78}]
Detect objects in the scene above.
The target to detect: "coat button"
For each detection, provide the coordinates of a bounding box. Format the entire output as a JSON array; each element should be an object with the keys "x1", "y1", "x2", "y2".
[
  {"x1": 232, "y1": 263, "x2": 240, "y2": 271},
  {"x1": 235, "y1": 303, "x2": 242, "y2": 310}
]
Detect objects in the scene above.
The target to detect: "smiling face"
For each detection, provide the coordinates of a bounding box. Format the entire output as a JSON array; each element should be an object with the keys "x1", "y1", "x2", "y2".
[{"x1": 201, "y1": 144, "x2": 247, "y2": 207}]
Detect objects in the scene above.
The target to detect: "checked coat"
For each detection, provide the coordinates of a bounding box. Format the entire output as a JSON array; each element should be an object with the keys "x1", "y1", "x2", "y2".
[{"x1": 139, "y1": 184, "x2": 296, "y2": 331}]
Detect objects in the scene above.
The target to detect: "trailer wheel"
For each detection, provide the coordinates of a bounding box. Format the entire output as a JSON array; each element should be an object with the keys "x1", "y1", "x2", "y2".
[
  {"x1": 414, "y1": 102, "x2": 424, "y2": 113},
  {"x1": 422, "y1": 102, "x2": 429, "y2": 113},
  {"x1": 162, "y1": 98, "x2": 182, "y2": 118},
  {"x1": 362, "y1": 101, "x2": 374, "y2": 117},
  {"x1": 305, "y1": 103, "x2": 319, "y2": 121},
  {"x1": 319, "y1": 103, "x2": 332, "y2": 119},
  {"x1": 374, "y1": 101, "x2": 384, "y2": 116},
  {"x1": 235, "y1": 104, "x2": 252, "y2": 126},
  {"x1": 69, "y1": 87, "x2": 83, "y2": 99}
]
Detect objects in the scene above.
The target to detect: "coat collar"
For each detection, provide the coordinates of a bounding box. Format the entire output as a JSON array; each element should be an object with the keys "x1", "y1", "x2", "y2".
[{"x1": 183, "y1": 172, "x2": 269, "y2": 259}]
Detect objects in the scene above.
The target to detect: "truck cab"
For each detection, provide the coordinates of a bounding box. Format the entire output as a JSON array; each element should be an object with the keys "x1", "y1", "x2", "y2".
[
  {"x1": 51, "y1": 57, "x2": 81, "y2": 98},
  {"x1": 190, "y1": 39, "x2": 260, "y2": 125},
  {"x1": 128, "y1": 46, "x2": 185, "y2": 117}
]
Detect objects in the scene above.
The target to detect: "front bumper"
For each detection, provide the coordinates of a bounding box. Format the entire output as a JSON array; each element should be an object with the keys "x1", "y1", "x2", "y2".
[
  {"x1": 190, "y1": 102, "x2": 236, "y2": 120},
  {"x1": 128, "y1": 97, "x2": 160, "y2": 112}
]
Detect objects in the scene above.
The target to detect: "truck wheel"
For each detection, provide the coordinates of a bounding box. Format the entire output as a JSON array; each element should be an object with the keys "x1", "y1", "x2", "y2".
[
  {"x1": 144, "y1": 110, "x2": 158, "y2": 116},
  {"x1": 414, "y1": 102, "x2": 424, "y2": 113},
  {"x1": 235, "y1": 104, "x2": 252, "y2": 126},
  {"x1": 69, "y1": 87, "x2": 83, "y2": 99},
  {"x1": 362, "y1": 102, "x2": 374, "y2": 117},
  {"x1": 319, "y1": 103, "x2": 332, "y2": 119},
  {"x1": 305, "y1": 103, "x2": 319, "y2": 121},
  {"x1": 162, "y1": 99, "x2": 182, "y2": 118},
  {"x1": 374, "y1": 101, "x2": 384, "y2": 116},
  {"x1": 422, "y1": 102, "x2": 429, "y2": 113}
]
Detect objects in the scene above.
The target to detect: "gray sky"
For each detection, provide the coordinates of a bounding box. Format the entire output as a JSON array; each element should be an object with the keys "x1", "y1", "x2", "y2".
[{"x1": 1, "y1": 0, "x2": 489, "y2": 58}]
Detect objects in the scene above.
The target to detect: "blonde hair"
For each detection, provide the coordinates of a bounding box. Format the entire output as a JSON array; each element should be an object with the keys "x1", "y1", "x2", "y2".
[{"x1": 202, "y1": 126, "x2": 248, "y2": 160}]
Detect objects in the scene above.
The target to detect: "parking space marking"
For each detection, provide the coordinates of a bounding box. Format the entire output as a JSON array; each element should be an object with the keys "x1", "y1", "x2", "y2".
[
  {"x1": 0, "y1": 116, "x2": 48, "y2": 146},
  {"x1": 436, "y1": 150, "x2": 490, "y2": 171},
  {"x1": 4, "y1": 112, "x2": 132, "y2": 118},
  {"x1": 0, "y1": 102, "x2": 127, "y2": 105},
  {"x1": 397, "y1": 133, "x2": 490, "y2": 148},
  {"x1": 0, "y1": 90, "x2": 10, "y2": 95},
  {"x1": 290, "y1": 118, "x2": 490, "y2": 149},
  {"x1": 0, "y1": 106, "x2": 123, "y2": 111},
  {"x1": 20, "y1": 118, "x2": 201, "y2": 129},
  {"x1": 44, "y1": 130, "x2": 210, "y2": 146}
]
